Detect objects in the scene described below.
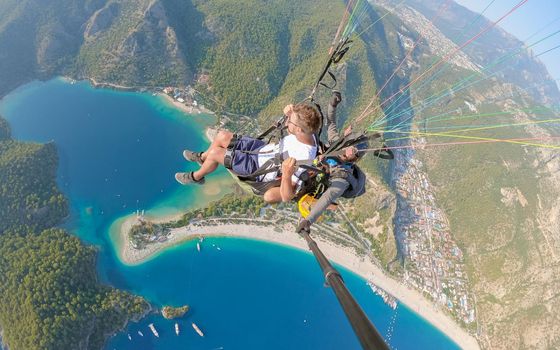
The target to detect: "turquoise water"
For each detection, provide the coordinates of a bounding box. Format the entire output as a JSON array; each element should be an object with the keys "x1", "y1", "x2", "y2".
[{"x1": 0, "y1": 78, "x2": 460, "y2": 349}]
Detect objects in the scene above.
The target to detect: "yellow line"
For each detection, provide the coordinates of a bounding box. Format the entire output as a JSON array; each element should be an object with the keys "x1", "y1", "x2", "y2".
[
  {"x1": 431, "y1": 117, "x2": 560, "y2": 134},
  {"x1": 379, "y1": 129, "x2": 560, "y2": 149}
]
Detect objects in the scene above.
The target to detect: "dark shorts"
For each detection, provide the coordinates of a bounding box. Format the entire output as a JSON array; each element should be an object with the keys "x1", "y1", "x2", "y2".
[{"x1": 230, "y1": 136, "x2": 266, "y2": 176}]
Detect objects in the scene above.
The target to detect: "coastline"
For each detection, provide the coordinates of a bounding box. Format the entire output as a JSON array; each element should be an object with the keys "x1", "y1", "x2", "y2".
[
  {"x1": 160, "y1": 93, "x2": 215, "y2": 116},
  {"x1": 83, "y1": 76, "x2": 479, "y2": 349},
  {"x1": 76, "y1": 76, "x2": 215, "y2": 117},
  {"x1": 116, "y1": 217, "x2": 480, "y2": 350}
]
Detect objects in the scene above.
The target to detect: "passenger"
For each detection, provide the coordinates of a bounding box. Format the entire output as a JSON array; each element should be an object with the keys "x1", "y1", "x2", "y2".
[
  {"x1": 176, "y1": 103, "x2": 321, "y2": 204},
  {"x1": 298, "y1": 91, "x2": 367, "y2": 233}
]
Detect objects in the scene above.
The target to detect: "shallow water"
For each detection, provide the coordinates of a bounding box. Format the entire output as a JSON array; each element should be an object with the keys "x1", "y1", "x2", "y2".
[{"x1": 0, "y1": 78, "x2": 460, "y2": 349}]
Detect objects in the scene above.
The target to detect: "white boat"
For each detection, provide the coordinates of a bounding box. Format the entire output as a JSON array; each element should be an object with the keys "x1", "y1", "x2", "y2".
[
  {"x1": 196, "y1": 242, "x2": 201, "y2": 252},
  {"x1": 217, "y1": 246, "x2": 221, "y2": 251},
  {"x1": 175, "y1": 322, "x2": 180, "y2": 336},
  {"x1": 137, "y1": 330, "x2": 144, "y2": 337},
  {"x1": 192, "y1": 322, "x2": 204, "y2": 337},
  {"x1": 149, "y1": 323, "x2": 159, "y2": 338},
  {"x1": 127, "y1": 333, "x2": 132, "y2": 340}
]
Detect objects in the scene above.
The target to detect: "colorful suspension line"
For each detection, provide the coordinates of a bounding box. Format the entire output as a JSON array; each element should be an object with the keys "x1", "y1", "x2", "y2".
[
  {"x1": 413, "y1": 107, "x2": 553, "y2": 126},
  {"x1": 359, "y1": 135, "x2": 560, "y2": 153},
  {"x1": 378, "y1": 0, "x2": 456, "y2": 118},
  {"x1": 370, "y1": 0, "x2": 502, "y2": 129},
  {"x1": 392, "y1": 114, "x2": 560, "y2": 134},
  {"x1": 353, "y1": 0, "x2": 407, "y2": 39},
  {"x1": 361, "y1": 0, "x2": 530, "y2": 125},
  {"x1": 381, "y1": 13, "x2": 560, "y2": 126},
  {"x1": 379, "y1": 128, "x2": 560, "y2": 150},
  {"x1": 355, "y1": 0, "x2": 454, "y2": 123},
  {"x1": 378, "y1": 27, "x2": 560, "y2": 132},
  {"x1": 380, "y1": 118, "x2": 560, "y2": 145}
]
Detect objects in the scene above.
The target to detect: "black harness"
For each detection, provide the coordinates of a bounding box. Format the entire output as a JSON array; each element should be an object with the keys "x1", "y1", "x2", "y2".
[
  {"x1": 219, "y1": 34, "x2": 393, "y2": 198},
  {"x1": 223, "y1": 120, "x2": 323, "y2": 196}
]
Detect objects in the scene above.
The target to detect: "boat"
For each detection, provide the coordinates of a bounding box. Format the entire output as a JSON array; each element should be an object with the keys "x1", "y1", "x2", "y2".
[
  {"x1": 137, "y1": 330, "x2": 144, "y2": 337},
  {"x1": 175, "y1": 322, "x2": 180, "y2": 336},
  {"x1": 149, "y1": 323, "x2": 160, "y2": 338},
  {"x1": 196, "y1": 242, "x2": 201, "y2": 252},
  {"x1": 127, "y1": 333, "x2": 132, "y2": 340},
  {"x1": 192, "y1": 322, "x2": 204, "y2": 337},
  {"x1": 366, "y1": 280, "x2": 398, "y2": 310},
  {"x1": 217, "y1": 246, "x2": 221, "y2": 251}
]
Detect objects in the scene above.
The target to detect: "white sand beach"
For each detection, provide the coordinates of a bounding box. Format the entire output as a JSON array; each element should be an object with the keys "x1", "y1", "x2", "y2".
[
  {"x1": 117, "y1": 216, "x2": 480, "y2": 350},
  {"x1": 112, "y1": 89, "x2": 479, "y2": 349},
  {"x1": 161, "y1": 93, "x2": 214, "y2": 116}
]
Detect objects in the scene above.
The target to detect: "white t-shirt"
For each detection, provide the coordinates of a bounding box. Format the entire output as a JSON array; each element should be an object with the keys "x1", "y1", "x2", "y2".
[{"x1": 257, "y1": 134, "x2": 318, "y2": 184}]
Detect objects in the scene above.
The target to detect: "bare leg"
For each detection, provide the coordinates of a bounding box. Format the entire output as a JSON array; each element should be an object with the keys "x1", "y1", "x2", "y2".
[
  {"x1": 193, "y1": 147, "x2": 226, "y2": 180},
  {"x1": 201, "y1": 130, "x2": 234, "y2": 161},
  {"x1": 263, "y1": 187, "x2": 282, "y2": 204}
]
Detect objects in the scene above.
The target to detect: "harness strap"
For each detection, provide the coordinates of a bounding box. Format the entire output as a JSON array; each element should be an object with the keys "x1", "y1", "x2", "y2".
[
  {"x1": 257, "y1": 115, "x2": 286, "y2": 141},
  {"x1": 223, "y1": 134, "x2": 241, "y2": 170},
  {"x1": 319, "y1": 71, "x2": 338, "y2": 90}
]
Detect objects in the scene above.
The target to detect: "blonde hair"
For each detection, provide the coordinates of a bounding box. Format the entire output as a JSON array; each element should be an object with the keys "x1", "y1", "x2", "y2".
[{"x1": 292, "y1": 104, "x2": 321, "y2": 134}]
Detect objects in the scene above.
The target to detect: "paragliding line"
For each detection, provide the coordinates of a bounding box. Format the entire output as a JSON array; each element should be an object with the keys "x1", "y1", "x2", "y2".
[
  {"x1": 362, "y1": 0, "x2": 530, "y2": 124},
  {"x1": 377, "y1": 26, "x2": 560, "y2": 130},
  {"x1": 379, "y1": 129, "x2": 560, "y2": 149},
  {"x1": 360, "y1": 135, "x2": 560, "y2": 153}
]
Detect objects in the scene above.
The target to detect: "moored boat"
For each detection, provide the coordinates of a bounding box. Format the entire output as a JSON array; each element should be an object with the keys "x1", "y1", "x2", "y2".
[
  {"x1": 192, "y1": 322, "x2": 204, "y2": 337},
  {"x1": 149, "y1": 323, "x2": 159, "y2": 338}
]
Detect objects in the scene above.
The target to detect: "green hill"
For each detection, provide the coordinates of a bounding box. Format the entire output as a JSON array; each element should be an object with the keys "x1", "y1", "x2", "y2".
[
  {"x1": 0, "y1": 116, "x2": 149, "y2": 350},
  {"x1": 1, "y1": 1, "x2": 560, "y2": 349},
  {"x1": 0, "y1": 140, "x2": 67, "y2": 233}
]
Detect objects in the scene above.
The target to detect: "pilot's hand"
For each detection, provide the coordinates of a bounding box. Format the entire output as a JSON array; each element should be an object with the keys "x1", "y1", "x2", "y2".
[
  {"x1": 297, "y1": 219, "x2": 311, "y2": 234},
  {"x1": 282, "y1": 157, "x2": 297, "y2": 177}
]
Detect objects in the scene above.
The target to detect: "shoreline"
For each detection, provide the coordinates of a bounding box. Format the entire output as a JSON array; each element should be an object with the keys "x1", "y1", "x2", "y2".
[
  {"x1": 71, "y1": 76, "x2": 215, "y2": 117},
  {"x1": 67, "y1": 77, "x2": 479, "y2": 349},
  {"x1": 160, "y1": 93, "x2": 215, "y2": 117},
  {"x1": 116, "y1": 217, "x2": 479, "y2": 350}
]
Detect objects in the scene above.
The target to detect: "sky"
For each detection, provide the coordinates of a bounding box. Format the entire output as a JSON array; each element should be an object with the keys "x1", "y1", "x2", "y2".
[{"x1": 454, "y1": 0, "x2": 560, "y2": 89}]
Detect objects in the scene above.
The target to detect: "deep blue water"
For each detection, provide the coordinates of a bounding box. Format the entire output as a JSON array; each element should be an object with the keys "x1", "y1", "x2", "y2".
[{"x1": 0, "y1": 78, "x2": 460, "y2": 350}]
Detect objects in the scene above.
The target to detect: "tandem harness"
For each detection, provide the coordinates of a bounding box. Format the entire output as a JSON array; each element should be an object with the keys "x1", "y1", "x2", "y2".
[
  {"x1": 222, "y1": 132, "x2": 284, "y2": 195},
  {"x1": 222, "y1": 118, "x2": 323, "y2": 196}
]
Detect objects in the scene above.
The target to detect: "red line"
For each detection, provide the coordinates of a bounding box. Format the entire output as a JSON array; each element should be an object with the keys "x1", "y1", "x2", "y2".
[
  {"x1": 368, "y1": 135, "x2": 560, "y2": 152},
  {"x1": 358, "y1": 0, "x2": 453, "y2": 122},
  {"x1": 365, "y1": 0, "x2": 529, "y2": 122}
]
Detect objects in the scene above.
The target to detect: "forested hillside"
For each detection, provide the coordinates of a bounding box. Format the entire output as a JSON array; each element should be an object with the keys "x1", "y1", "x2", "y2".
[
  {"x1": 0, "y1": 116, "x2": 149, "y2": 350},
  {"x1": 0, "y1": 139, "x2": 67, "y2": 232},
  {"x1": 401, "y1": 0, "x2": 560, "y2": 106},
  {"x1": 0, "y1": 0, "x2": 105, "y2": 96},
  {"x1": 1, "y1": 0, "x2": 560, "y2": 349},
  {"x1": 0, "y1": 229, "x2": 148, "y2": 350}
]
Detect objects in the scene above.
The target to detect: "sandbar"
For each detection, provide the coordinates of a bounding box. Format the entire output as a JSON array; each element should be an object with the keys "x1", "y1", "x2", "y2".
[{"x1": 116, "y1": 216, "x2": 480, "y2": 350}]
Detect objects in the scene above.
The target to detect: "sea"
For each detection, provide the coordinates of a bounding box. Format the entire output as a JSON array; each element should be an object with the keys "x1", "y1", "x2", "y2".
[{"x1": 0, "y1": 78, "x2": 460, "y2": 349}]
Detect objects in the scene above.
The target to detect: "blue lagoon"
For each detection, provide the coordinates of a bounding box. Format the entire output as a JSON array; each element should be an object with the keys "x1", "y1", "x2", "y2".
[{"x1": 0, "y1": 78, "x2": 461, "y2": 349}]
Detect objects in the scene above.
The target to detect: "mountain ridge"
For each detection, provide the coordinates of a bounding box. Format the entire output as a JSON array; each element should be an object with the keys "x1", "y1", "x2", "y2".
[{"x1": 0, "y1": 1, "x2": 559, "y2": 349}]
